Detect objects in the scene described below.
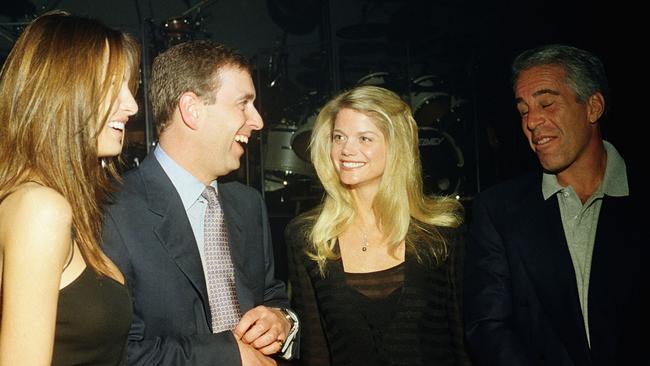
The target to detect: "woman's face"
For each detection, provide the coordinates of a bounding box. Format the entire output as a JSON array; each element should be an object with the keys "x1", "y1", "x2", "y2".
[
  {"x1": 330, "y1": 108, "x2": 387, "y2": 192},
  {"x1": 97, "y1": 70, "x2": 138, "y2": 158}
]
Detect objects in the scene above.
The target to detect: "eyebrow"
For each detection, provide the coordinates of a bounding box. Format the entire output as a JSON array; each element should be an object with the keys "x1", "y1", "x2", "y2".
[
  {"x1": 237, "y1": 93, "x2": 256, "y2": 102},
  {"x1": 515, "y1": 88, "x2": 560, "y2": 104},
  {"x1": 332, "y1": 128, "x2": 380, "y2": 136}
]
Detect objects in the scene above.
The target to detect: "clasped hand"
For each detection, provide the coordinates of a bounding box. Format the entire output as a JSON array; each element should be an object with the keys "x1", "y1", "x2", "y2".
[{"x1": 234, "y1": 305, "x2": 291, "y2": 355}]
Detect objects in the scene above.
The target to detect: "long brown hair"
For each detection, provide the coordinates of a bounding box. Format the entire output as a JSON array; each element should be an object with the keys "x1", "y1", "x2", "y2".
[{"x1": 0, "y1": 11, "x2": 140, "y2": 277}]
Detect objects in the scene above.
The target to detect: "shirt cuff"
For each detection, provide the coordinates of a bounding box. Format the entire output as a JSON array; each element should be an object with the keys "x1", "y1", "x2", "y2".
[{"x1": 279, "y1": 308, "x2": 299, "y2": 360}]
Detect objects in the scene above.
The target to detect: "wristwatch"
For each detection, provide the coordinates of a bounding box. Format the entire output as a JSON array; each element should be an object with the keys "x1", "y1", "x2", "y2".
[
  {"x1": 274, "y1": 307, "x2": 299, "y2": 355},
  {"x1": 277, "y1": 307, "x2": 297, "y2": 330}
]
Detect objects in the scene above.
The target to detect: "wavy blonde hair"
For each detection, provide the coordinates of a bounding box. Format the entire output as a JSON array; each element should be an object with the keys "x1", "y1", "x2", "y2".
[
  {"x1": 305, "y1": 85, "x2": 463, "y2": 275},
  {"x1": 0, "y1": 11, "x2": 140, "y2": 278}
]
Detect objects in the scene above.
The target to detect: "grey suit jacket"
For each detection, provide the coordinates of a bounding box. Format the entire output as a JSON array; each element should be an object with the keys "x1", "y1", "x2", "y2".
[
  {"x1": 103, "y1": 154, "x2": 291, "y2": 365},
  {"x1": 464, "y1": 169, "x2": 645, "y2": 366}
]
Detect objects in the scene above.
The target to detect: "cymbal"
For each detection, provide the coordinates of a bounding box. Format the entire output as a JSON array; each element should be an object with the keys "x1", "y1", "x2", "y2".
[{"x1": 336, "y1": 22, "x2": 388, "y2": 40}]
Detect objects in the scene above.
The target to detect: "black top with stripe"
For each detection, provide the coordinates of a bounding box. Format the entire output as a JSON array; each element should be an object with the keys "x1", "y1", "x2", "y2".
[{"x1": 285, "y1": 219, "x2": 471, "y2": 366}]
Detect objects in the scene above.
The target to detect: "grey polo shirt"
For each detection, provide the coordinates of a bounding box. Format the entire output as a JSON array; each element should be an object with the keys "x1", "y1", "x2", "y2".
[{"x1": 541, "y1": 141, "x2": 628, "y2": 346}]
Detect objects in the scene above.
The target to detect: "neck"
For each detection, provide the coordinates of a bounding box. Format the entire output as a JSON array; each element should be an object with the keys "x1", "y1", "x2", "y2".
[
  {"x1": 556, "y1": 140, "x2": 607, "y2": 203},
  {"x1": 159, "y1": 130, "x2": 218, "y2": 186}
]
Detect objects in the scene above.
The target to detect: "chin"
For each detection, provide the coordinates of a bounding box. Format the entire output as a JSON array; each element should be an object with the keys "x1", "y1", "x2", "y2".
[{"x1": 98, "y1": 146, "x2": 123, "y2": 158}]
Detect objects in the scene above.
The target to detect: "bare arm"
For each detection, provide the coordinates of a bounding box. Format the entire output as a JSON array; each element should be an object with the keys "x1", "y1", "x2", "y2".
[{"x1": 0, "y1": 186, "x2": 73, "y2": 366}]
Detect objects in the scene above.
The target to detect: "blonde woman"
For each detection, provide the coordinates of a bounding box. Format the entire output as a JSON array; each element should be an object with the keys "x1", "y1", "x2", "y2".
[
  {"x1": 286, "y1": 85, "x2": 470, "y2": 366},
  {"x1": 0, "y1": 11, "x2": 139, "y2": 366}
]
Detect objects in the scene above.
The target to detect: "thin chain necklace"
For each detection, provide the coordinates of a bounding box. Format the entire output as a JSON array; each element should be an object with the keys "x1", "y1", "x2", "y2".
[{"x1": 361, "y1": 230, "x2": 369, "y2": 252}]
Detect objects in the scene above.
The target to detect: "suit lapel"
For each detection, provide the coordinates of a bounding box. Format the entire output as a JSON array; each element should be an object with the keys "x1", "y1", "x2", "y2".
[
  {"x1": 139, "y1": 156, "x2": 212, "y2": 326},
  {"x1": 588, "y1": 194, "x2": 635, "y2": 358},
  {"x1": 512, "y1": 181, "x2": 591, "y2": 364}
]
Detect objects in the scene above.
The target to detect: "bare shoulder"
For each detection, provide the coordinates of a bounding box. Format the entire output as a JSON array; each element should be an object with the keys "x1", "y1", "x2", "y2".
[
  {"x1": 2, "y1": 183, "x2": 72, "y2": 220},
  {"x1": 0, "y1": 183, "x2": 72, "y2": 243}
]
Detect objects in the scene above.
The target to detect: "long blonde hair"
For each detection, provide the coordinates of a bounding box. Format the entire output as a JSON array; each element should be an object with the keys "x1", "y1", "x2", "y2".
[
  {"x1": 0, "y1": 11, "x2": 140, "y2": 277},
  {"x1": 305, "y1": 86, "x2": 463, "y2": 275}
]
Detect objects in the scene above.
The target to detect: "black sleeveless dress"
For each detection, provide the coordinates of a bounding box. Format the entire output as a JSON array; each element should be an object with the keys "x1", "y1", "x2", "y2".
[{"x1": 51, "y1": 267, "x2": 133, "y2": 366}]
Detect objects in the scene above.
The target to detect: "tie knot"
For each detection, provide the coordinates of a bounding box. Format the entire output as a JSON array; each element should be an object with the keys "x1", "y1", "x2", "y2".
[{"x1": 202, "y1": 186, "x2": 219, "y2": 205}]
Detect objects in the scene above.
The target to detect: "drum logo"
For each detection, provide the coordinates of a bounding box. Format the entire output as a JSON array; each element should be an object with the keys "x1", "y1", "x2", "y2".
[{"x1": 419, "y1": 135, "x2": 445, "y2": 146}]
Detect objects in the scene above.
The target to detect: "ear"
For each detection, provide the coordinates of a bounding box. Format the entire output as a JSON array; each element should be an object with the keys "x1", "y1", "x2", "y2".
[
  {"x1": 178, "y1": 92, "x2": 201, "y2": 130},
  {"x1": 586, "y1": 92, "x2": 605, "y2": 124}
]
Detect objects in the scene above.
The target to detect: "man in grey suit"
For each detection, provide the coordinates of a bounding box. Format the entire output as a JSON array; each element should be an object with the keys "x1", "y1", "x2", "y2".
[{"x1": 103, "y1": 40, "x2": 299, "y2": 366}]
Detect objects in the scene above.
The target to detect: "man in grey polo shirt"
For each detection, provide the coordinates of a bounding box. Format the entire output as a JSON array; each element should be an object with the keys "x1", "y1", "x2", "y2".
[{"x1": 463, "y1": 44, "x2": 644, "y2": 365}]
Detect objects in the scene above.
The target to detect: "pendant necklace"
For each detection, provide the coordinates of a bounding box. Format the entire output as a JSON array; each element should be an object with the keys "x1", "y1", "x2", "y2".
[{"x1": 361, "y1": 230, "x2": 369, "y2": 252}]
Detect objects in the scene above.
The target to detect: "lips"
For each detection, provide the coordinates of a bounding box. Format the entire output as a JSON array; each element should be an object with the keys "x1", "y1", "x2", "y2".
[
  {"x1": 234, "y1": 134, "x2": 249, "y2": 144},
  {"x1": 531, "y1": 130, "x2": 557, "y2": 146},
  {"x1": 341, "y1": 161, "x2": 365, "y2": 168},
  {"x1": 107, "y1": 121, "x2": 126, "y2": 131}
]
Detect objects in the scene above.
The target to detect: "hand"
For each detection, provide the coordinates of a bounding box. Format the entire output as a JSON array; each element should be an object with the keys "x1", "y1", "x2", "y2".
[
  {"x1": 236, "y1": 337, "x2": 277, "y2": 366},
  {"x1": 234, "y1": 306, "x2": 291, "y2": 355}
]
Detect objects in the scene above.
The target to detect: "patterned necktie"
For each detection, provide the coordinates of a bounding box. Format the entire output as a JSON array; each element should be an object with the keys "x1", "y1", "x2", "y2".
[{"x1": 202, "y1": 186, "x2": 241, "y2": 333}]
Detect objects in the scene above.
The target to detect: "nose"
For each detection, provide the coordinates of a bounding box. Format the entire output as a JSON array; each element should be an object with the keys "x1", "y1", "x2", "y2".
[
  {"x1": 525, "y1": 107, "x2": 544, "y2": 132},
  {"x1": 247, "y1": 105, "x2": 263, "y2": 131},
  {"x1": 340, "y1": 138, "x2": 356, "y2": 156},
  {"x1": 120, "y1": 83, "x2": 138, "y2": 117}
]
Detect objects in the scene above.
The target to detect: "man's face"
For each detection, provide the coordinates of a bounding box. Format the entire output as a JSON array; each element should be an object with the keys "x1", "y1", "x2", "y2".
[
  {"x1": 514, "y1": 64, "x2": 600, "y2": 174},
  {"x1": 198, "y1": 65, "x2": 263, "y2": 178}
]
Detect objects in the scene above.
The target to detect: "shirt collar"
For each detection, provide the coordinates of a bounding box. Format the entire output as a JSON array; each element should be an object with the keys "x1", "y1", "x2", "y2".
[
  {"x1": 154, "y1": 145, "x2": 217, "y2": 210},
  {"x1": 542, "y1": 140, "x2": 628, "y2": 200}
]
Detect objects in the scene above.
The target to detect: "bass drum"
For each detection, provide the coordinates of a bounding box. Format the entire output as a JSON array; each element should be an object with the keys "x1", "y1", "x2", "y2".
[
  {"x1": 264, "y1": 124, "x2": 314, "y2": 192},
  {"x1": 409, "y1": 75, "x2": 451, "y2": 126},
  {"x1": 418, "y1": 126, "x2": 464, "y2": 196}
]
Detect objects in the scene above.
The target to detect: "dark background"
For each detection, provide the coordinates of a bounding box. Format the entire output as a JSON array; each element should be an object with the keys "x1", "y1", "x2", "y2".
[{"x1": 1, "y1": 0, "x2": 642, "y2": 282}]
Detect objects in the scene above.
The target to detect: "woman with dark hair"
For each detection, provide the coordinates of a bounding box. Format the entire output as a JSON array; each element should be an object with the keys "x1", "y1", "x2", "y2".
[
  {"x1": 0, "y1": 11, "x2": 139, "y2": 365},
  {"x1": 286, "y1": 85, "x2": 470, "y2": 365}
]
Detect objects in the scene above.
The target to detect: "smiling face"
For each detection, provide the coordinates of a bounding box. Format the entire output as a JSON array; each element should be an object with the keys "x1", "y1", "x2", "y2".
[
  {"x1": 97, "y1": 70, "x2": 138, "y2": 158},
  {"x1": 330, "y1": 108, "x2": 387, "y2": 193},
  {"x1": 515, "y1": 64, "x2": 602, "y2": 174},
  {"x1": 197, "y1": 65, "x2": 263, "y2": 179}
]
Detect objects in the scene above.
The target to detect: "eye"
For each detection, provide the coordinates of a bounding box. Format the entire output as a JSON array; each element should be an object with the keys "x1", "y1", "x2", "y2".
[
  {"x1": 360, "y1": 136, "x2": 372, "y2": 143},
  {"x1": 518, "y1": 108, "x2": 528, "y2": 117},
  {"x1": 332, "y1": 133, "x2": 345, "y2": 143},
  {"x1": 541, "y1": 102, "x2": 553, "y2": 108}
]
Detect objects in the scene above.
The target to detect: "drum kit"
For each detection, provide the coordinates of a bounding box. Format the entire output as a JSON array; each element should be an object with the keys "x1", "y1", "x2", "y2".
[{"x1": 261, "y1": 69, "x2": 467, "y2": 200}]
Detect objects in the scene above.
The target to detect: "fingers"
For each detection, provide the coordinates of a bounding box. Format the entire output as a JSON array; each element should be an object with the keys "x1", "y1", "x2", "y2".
[
  {"x1": 250, "y1": 327, "x2": 283, "y2": 350},
  {"x1": 235, "y1": 306, "x2": 289, "y2": 352},
  {"x1": 236, "y1": 338, "x2": 278, "y2": 366},
  {"x1": 258, "y1": 338, "x2": 284, "y2": 356},
  {"x1": 243, "y1": 322, "x2": 268, "y2": 345},
  {"x1": 233, "y1": 308, "x2": 259, "y2": 339}
]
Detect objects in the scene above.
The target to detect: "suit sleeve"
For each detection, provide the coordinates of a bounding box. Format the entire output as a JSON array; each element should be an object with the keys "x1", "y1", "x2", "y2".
[
  {"x1": 284, "y1": 221, "x2": 330, "y2": 366},
  {"x1": 102, "y1": 210, "x2": 242, "y2": 366},
  {"x1": 255, "y1": 193, "x2": 301, "y2": 360},
  {"x1": 258, "y1": 193, "x2": 290, "y2": 308},
  {"x1": 463, "y1": 197, "x2": 533, "y2": 366}
]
